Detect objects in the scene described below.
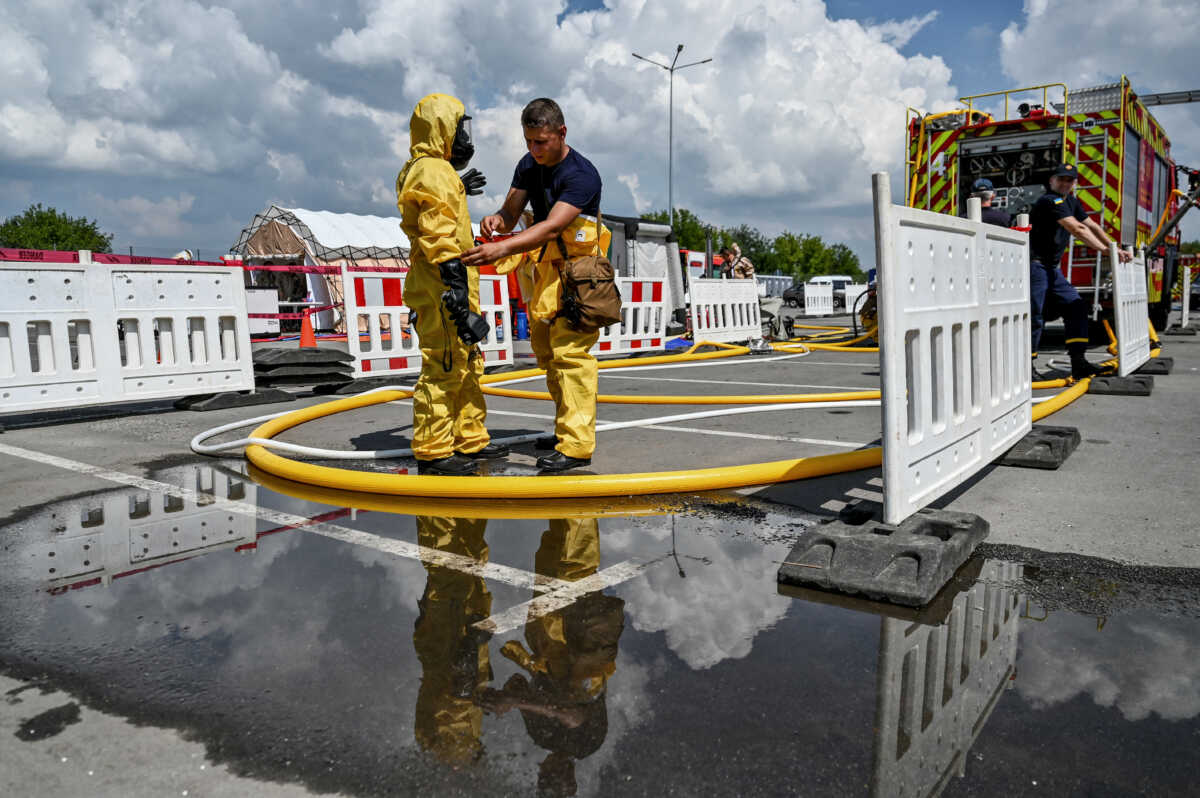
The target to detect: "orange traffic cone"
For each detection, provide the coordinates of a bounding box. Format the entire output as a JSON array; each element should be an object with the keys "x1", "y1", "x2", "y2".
[{"x1": 299, "y1": 311, "x2": 317, "y2": 348}]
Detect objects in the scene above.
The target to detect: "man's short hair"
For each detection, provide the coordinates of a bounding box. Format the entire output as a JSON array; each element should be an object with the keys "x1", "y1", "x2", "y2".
[{"x1": 522, "y1": 98, "x2": 565, "y2": 130}]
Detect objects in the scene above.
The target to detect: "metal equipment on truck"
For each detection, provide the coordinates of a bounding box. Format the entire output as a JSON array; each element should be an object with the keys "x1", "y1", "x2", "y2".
[{"x1": 904, "y1": 78, "x2": 1200, "y2": 331}]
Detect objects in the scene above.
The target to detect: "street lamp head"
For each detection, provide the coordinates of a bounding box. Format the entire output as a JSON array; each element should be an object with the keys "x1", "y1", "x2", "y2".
[{"x1": 676, "y1": 44, "x2": 684, "y2": 52}]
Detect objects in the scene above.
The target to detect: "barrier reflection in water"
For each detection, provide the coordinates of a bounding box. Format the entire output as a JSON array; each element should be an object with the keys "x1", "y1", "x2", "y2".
[{"x1": 21, "y1": 465, "x2": 258, "y2": 592}]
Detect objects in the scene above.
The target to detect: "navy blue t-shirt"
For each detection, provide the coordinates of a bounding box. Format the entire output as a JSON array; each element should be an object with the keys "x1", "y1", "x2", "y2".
[
  {"x1": 511, "y1": 148, "x2": 602, "y2": 222},
  {"x1": 1030, "y1": 190, "x2": 1087, "y2": 265}
]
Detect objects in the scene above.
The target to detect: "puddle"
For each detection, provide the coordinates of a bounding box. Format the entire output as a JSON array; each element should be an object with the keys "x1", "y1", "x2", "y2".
[{"x1": 1, "y1": 462, "x2": 1198, "y2": 796}]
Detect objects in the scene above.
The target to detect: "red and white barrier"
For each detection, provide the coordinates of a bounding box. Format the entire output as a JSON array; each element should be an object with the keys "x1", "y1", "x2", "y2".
[
  {"x1": 594, "y1": 278, "x2": 668, "y2": 355},
  {"x1": 340, "y1": 267, "x2": 512, "y2": 379}
]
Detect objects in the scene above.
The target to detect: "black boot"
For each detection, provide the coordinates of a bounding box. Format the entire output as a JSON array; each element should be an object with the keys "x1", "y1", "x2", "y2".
[
  {"x1": 536, "y1": 451, "x2": 591, "y2": 472},
  {"x1": 417, "y1": 453, "x2": 480, "y2": 476},
  {"x1": 534, "y1": 436, "x2": 559, "y2": 450},
  {"x1": 458, "y1": 443, "x2": 510, "y2": 460},
  {"x1": 1070, "y1": 358, "x2": 1105, "y2": 379}
]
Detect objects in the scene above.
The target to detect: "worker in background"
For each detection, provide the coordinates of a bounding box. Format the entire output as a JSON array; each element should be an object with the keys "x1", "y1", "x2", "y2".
[
  {"x1": 396, "y1": 93, "x2": 509, "y2": 476},
  {"x1": 965, "y1": 178, "x2": 1013, "y2": 227},
  {"x1": 462, "y1": 98, "x2": 608, "y2": 473},
  {"x1": 724, "y1": 243, "x2": 756, "y2": 279},
  {"x1": 1029, "y1": 162, "x2": 1132, "y2": 379}
]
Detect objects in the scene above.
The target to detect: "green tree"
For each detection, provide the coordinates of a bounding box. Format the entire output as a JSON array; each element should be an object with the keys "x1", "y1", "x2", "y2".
[
  {"x1": 641, "y1": 208, "x2": 713, "y2": 251},
  {"x1": 0, "y1": 203, "x2": 113, "y2": 252},
  {"x1": 1182, "y1": 240, "x2": 1200, "y2": 255},
  {"x1": 827, "y1": 243, "x2": 864, "y2": 279}
]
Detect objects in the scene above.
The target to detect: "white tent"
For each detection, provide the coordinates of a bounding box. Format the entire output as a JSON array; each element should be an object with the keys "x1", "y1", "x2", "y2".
[
  {"x1": 605, "y1": 215, "x2": 686, "y2": 314},
  {"x1": 231, "y1": 206, "x2": 412, "y2": 330}
]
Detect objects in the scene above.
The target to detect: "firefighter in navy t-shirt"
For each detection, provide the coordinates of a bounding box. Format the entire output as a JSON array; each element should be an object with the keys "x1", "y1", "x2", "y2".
[
  {"x1": 964, "y1": 178, "x2": 1012, "y2": 227},
  {"x1": 463, "y1": 98, "x2": 609, "y2": 473},
  {"x1": 1028, "y1": 163, "x2": 1131, "y2": 379}
]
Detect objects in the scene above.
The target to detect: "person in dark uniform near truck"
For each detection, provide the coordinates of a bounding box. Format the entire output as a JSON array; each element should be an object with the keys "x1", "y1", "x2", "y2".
[
  {"x1": 965, "y1": 178, "x2": 1012, "y2": 227},
  {"x1": 1028, "y1": 162, "x2": 1131, "y2": 378}
]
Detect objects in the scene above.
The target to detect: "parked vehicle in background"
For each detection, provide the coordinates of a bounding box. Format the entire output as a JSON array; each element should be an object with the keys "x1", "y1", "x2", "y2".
[
  {"x1": 808, "y1": 274, "x2": 855, "y2": 308},
  {"x1": 782, "y1": 280, "x2": 805, "y2": 308}
]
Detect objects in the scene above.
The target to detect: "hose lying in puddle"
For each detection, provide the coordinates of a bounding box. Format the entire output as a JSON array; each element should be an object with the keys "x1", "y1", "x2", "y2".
[{"x1": 194, "y1": 340, "x2": 1098, "y2": 499}]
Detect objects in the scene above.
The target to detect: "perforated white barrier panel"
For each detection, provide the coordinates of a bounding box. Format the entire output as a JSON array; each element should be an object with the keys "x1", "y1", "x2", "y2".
[
  {"x1": 1110, "y1": 244, "x2": 1151, "y2": 377},
  {"x1": 689, "y1": 278, "x2": 762, "y2": 343},
  {"x1": 757, "y1": 274, "x2": 791, "y2": 298},
  {"x1": 341, "y1": 267, "x2": 512, "y2": 379},
  {"x1": 843, "y1": 283, "x2": 868, "y2": 313},
  {"x1": 0, "y1": 256, "x2": 254, "y2": 415},
  {"x1": 803, "y1": 283, "x2": 834, "y2": 316},
  {"x1": 874, "y1": 174, "x2": 1032, "y2": 525}
]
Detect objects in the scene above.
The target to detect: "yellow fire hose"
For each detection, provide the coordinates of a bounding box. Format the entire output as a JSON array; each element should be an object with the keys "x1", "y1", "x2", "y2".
[{"x1": 244, "y1": 338, "x2": 1097, "y2": 500}]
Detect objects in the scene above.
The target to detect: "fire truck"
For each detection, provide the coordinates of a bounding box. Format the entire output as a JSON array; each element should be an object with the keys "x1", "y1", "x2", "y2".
[{"x1": 904, "y1": 78, "x2": 1200, "y2": 331}]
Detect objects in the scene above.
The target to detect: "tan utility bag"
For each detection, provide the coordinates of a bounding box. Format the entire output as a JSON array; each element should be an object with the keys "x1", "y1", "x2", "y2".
[{"x1": 544, "y1": 212, "x2": 623, "y2": 333}]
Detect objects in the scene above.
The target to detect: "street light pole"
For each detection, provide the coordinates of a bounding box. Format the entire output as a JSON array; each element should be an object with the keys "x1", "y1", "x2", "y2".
[{"x1": 632, "y1": 44, "x2": 712, "y2": 230}]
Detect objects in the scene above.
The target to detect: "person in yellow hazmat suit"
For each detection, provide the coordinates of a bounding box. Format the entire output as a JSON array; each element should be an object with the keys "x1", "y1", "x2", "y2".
[
  {"x1": 477, "y1": 517, "x2": 623, "y2": 796},
  {"x1": 412, "y1": 514, "x2": 493, "y2": 765},
  {"x1": 396, "y1": 93, "x2": 509, "y2": 475},
  {"x1": 463, "y1": 98, "x2": 609, "y2": 473}
]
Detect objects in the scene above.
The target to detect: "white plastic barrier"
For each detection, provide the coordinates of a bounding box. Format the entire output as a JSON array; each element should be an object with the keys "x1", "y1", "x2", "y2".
[
  {"x1": 803, "y1": 282, "x2": 834, "y2": 316},
  {"x1": 1182, "y1": 258, "x2": 1192, "y2": 329},
  {"x1": 341, "y1": 267, "x2": 512, "y2": 379},
  {"x1": 842, "y1": 283, "x2": 868, "y2": 313},
  {"x1": 689, "y1": 278, "x2": 762, "y2": 343},
  {"x1": 757, "y1": 274, "x2": 791, "y2": 298},
  {"x1": 871, "y1": 560, "x2": 1021, "y2": 797},
  {"x1": 246, "y1": 288, "x2": 280, "y2": 336},
  {"x1": 874, "y1": 174, "x2": 1032, "y2": 525},
  {"x1": 594, "y1": 278, "x2": 669, "y2": 355},
  {"x1": 1110, "y1": 244, "x2": 1151, "y2": 377},
  {"x1": 0, "y1": 254, "x2": 254, "y2": 415}
]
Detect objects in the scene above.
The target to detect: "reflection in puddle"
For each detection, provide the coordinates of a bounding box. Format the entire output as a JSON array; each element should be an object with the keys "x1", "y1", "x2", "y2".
[{"x1": 1, "y1": 466, "x2": 1197, "y2": 796}]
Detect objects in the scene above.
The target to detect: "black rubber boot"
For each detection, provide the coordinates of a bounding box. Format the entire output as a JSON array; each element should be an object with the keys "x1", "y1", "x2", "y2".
[
  {"x1": 1070, "y1": 358, "x2": 1105, "y2": 379},
  {"x1": 536, "y1": 451, "x2": 591, "y2": 472},
  {"x1": 534, "y1": 436, "x2": 559, "y2": 450},
  {"x1": 417, "y1": 453, "x2": 480, "y2": 476},
  {"x1": 458, "y1": 443, "x2": 510, "y2": 460}
]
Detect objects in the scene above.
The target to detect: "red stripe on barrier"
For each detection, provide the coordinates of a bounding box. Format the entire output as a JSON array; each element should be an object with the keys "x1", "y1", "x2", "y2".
[
  {"x1": 599, "y1": 342, "x2": 612, "y2": 351},
  {"x1": 1, "y1": 248, "x2": 81, "y2": 263},
  {"x1": 652, "y1": 282, "x2": 662, "y2": 302},
  {"x1": 651, "y1": 338, "x2": 661, "y2": 347},
  {"x1": 631, "y1": 339, "x2": 643, "y2": 349},
  {"x1": 354, "y1": 277, "x2": 366, "y2": 308},
  {"x1": 632, "y1": 282, "x2": 643, "y2": 303},
  {"x1": 362, "y1": 360, "x2": 373, "y2": 372},
  {"x1": 389, "y1": 357, "x2": 404, "y2": 370},
  {"x1": 382, "y1": 275, "x2": 403, "y2": 307}
]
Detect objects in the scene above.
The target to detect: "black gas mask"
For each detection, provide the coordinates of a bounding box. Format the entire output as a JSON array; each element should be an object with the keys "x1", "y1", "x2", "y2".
[{"x1": 449, "y1": 114, "x2": 474, "y2": 170}]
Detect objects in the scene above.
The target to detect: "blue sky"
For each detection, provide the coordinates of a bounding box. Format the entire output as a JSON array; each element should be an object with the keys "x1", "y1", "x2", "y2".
[{"x1": 2, "y1": 0, "x2": 1196, "y2": 262}]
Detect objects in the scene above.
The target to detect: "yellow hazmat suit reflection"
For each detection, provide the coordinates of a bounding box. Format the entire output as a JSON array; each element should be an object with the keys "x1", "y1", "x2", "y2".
[
  {"x1": 530, "y1": 217, "x2": 613, "y2": 460},
  {"x1": 491, "y1": 518, "x2": 624, "y2": 797},
  {"x1": 396, "y1": 93, "x2": 490, "y2": 461},
  {"x1": 412, "y1": 515, "x2": 492, "y2": 765}
]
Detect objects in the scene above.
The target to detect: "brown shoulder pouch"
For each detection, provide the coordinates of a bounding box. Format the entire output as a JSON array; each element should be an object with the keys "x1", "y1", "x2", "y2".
[{"x1": 554, "y1": 212, "x2": 623, "y2": 333}]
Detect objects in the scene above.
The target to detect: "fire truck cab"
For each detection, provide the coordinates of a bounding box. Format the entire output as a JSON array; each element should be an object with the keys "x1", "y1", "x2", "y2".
[{"x1": 905, "y1": 79, "x2": 1187, "y2": 330}]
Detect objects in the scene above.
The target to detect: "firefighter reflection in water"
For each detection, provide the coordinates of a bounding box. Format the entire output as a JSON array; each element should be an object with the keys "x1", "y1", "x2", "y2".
[
  {"x1": 480, "y1": 517, "x2": 625, "y2": 797},
  {"x1": 412, "y1": 515, "x2": 493, "y2": 765}
]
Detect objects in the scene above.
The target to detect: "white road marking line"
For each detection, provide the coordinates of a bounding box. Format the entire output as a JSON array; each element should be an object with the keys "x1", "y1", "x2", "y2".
[
  {"x1": 0, "y1": 441, "x2": 566, "y2": 592},
  {"x1": 638, "y1": 424, "x2": 866, "y2": 449},
  {"x1": 845, "y1": 487, "x2": 884, "y2": 502},
  {"x1": 794, "y1": 360, "x2": 879, "y2": 367},
  {"x1": 820, "y1": 499, "x2": 847, "y2": 512},
  {"x1": 603, "y1": 375, "x2": 876, "y2": 391},
  {"x1": 475, "y1": 557, "x2": 667, "y2": 635}
]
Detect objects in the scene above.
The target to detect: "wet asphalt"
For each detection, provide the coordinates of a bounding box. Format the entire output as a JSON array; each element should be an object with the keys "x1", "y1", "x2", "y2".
[{"x1": 2, "y1": 312, "x2": 1199, "y2": 797}]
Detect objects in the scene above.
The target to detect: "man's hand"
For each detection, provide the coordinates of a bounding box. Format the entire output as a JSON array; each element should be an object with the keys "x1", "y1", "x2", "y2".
[
  {"x1": 1116, "y1": 248, "x2": 1133, "y2": 263},
  {"x1": 462, "y1": 239, "x2": 509, "y2": 267},
  {"x1": 480, "y1": 213, "x2": 508, "y2": 237}
]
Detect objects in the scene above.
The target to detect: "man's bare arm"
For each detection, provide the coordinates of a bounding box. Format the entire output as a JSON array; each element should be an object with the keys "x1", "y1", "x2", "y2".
[
  {"x1": 1059, "y1": 216, "x2": 1109, "y2": 253},
  {"x1": 463, "y1": 201, "x2": 582, "y2": 265},
  {"x1": 480, "y1": 187, "x2": 530, "y2": 237}
]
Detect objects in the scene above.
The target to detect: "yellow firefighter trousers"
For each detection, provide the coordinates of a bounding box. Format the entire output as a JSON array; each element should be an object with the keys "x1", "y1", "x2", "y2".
[
  {"x1": 530, "y1": 317, "x2": 601, "y2": 459},
  {"x1": 406, "y1": 264, "x2": 490, "y2": 460}
]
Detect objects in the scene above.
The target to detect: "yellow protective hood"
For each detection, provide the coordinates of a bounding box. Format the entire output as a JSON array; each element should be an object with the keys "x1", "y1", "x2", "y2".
[{"x1": 396, "y1": 93, "x2": 465, "y2": 192}]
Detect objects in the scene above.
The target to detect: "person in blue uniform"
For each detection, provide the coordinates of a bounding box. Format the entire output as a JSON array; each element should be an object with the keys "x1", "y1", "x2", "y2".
[
  {"x1": 1028, "y1": 163, "x2": 1130, "y2": 378},
  {"x1": 965, "y1": 178, "x2": 1012, "y2": 227}
]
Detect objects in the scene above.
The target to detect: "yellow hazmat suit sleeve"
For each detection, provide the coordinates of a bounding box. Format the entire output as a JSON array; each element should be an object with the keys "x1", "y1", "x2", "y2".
[{"x1": 396, "y1": 93, "x2": 490, "y2": 460}]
